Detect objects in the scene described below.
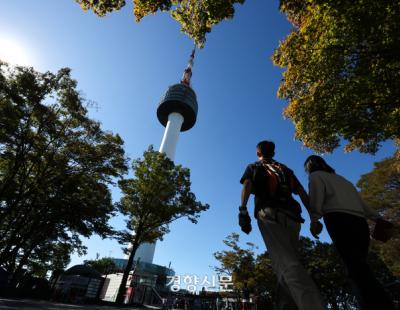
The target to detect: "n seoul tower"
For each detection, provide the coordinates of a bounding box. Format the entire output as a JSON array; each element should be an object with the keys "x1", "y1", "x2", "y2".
[
  {"x1": 133, "y1": 49, "x2": 198, "y2": 264},
  {"x1": 158, "y1": 48, "x2": 198, "y2": 160}
]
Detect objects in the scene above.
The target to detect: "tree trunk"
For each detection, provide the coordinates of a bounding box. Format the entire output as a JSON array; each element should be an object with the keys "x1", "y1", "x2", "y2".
[
  {"x1": 9, "y1": 242, "x2": 36, "y2": 287},
  {"x1": 0, "y1": 216, "x2": 45, "y2": 267},
  {"x1": 115, "y1": 238, "x2": 140, "y2": 304}
]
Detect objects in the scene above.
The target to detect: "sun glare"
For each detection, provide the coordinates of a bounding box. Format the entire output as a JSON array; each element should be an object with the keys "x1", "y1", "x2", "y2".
[{"x1": 0, "y1": 37, "x2": 32, "y2": 66}]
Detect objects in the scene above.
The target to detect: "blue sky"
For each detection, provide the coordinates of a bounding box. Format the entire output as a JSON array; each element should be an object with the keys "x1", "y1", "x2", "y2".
[{"x1": 0, "y1": 0, "x2": 396, "y2": 289}]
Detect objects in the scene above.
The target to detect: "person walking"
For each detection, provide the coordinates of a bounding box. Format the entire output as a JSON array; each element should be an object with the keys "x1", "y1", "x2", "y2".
[
  {"x1": 304, "y1": 155, "x2": 394, "y2": 310},
  {"x1": 239, "y1": 141, "x2": 325, "y2": 310}
]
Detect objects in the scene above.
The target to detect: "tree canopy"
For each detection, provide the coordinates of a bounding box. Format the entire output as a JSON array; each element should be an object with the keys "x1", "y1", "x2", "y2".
[
  {"x1": 0, "y1": 62, "x2": 127, "y2": 282},
  {"x1": 273, "y1": 0, "x2": 400, "y2": 154},
  {"x1": 75, "y1": 0, "x2": 245, "y2": 47},
  {"x1": 75, "y1": 0, "x2": 400, "y2": 154},
  {"x1": 213, "y1": 233, "x2": 276, "y2": 306},
  {"x1": 358, "y1": 153, "x2": 400, "y2": 277},
  {"x1": 84, "y1": 257, "x2": 117, "y2": 274},
  {"x1": 214, "y1": 233, "x2": 396, "y2": 309},
  {"x1": 115, "y1": 146, "x2": 209, "y2": 303}
]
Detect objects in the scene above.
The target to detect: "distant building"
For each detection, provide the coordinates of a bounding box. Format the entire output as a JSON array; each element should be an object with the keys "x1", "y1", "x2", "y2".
[
  {"x1": 132, "y1": 242, "x2": 156, "y2": 265},
  {"x1": 99, "y1": 258, "x2": 174, "y2": 305},
  {"x1": 53, "y1": 265, "x2": 103, "y2": 303}
]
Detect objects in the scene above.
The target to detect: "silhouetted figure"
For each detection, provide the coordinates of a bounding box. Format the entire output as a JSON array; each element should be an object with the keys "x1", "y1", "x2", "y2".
[
  {"x1": 305, "y1": 155, "x2": 394, "y2": 310},
  {"x1": 240, "y1": 141, "x2": 325, "y2": 310}
]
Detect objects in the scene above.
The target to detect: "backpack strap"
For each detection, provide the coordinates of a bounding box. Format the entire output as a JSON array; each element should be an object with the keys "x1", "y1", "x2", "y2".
[{"x1": 261, "y1": 161, "x2": 287, "y2": 185}]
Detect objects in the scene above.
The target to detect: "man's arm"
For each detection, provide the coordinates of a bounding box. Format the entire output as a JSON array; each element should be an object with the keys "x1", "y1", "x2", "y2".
[
  {"x1": 239, "y1": 165, "x2": 253, "y2": 234},
  {"x1": 291, "y1": 171, "x2": 318, "y2": 220},
  {"x1": 291, "y1": 171, "x2": 323, "y2": 238},
  {"x1": 241, "y1": 179, "x2": 252, "y2": 208},
  {"x1": 297, "y1": 186, "x2": 310, "y2": 212},
  {"x1": 296, "y1": 186, "x2": 323, "y2": 238},
  {"x1": 239, "y1": 178, "x2": 252, "y2": 234}
]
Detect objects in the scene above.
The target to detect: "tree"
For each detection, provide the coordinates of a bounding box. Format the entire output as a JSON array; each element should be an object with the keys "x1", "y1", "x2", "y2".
[
  {"x1": 301, "y1": 237, "x2": 396, "y2": 309},
  {"x1": 74, "y1": 1, "x2": 400, "y2": 154},
  {"x1": 252, "y1": 252, "x2": 276, "y2": 306},
  {"x1": 213, "y1": 233, "x2": 276, "y2": 306},
  {"x1": 22, "y1": 242, "x2": 74, "y2": 279},
  {"x1": 273, "y1": 0, "x2": 400, "y2": 154},
  {"x1": 298, "y1": 237, "x2": 354, "y2": 309},
  {"x1": 357, "y1": 153, "x2": 400, "y2": 277},
  {"x1": 84, "y1": 257, "x2": 117, "y2": 275},
  {"x1": 213, "y1": 233, "x2": 257, "y2": 288},
  {"x1": 115, "y1": 146, "x2": 209, "y2": 304},
  {"x1": 75, "y1": 0, "x2": 245, "y2": 47},
  {"x1": 0, "y1": 62, "x2": 127, "y2": 282},
  {"x1": 75, "y1": 0, "x2": 400, "y2": 154},
  {"x1": 214, "y1": 234, "x2": 395, "y2": 309}
]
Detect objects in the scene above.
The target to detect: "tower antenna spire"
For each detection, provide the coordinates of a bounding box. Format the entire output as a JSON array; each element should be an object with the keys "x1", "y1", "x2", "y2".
[{"x1": 180, "y1": 45, "x2": 196, "y2": 86}]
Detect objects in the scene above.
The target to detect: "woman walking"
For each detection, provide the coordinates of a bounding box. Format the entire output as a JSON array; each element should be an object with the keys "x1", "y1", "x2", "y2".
[{"x1": 304, "y1": 155, "x2": 394, "y2": 310}]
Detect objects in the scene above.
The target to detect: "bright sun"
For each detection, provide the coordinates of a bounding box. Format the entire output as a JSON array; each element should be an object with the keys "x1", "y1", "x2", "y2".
[{"x1": 0, "y1": 37, "x2": 31, "y2": 66}]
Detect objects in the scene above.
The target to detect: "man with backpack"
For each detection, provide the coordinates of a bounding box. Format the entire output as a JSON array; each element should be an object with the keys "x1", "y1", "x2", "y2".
[{"x1": 239, "y1": 141, "x2": 325, "y2": 310}]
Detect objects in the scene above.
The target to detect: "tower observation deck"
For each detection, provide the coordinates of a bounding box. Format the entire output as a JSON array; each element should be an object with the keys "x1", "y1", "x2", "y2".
[{"x1": 157, "y1": 83, "x2": 198, "y2": 159}]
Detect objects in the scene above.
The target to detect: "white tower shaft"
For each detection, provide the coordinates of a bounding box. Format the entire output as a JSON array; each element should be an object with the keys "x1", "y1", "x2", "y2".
[
  {"x1": 159, "y1": 112, "x2": 185, "y2": 160},
  {"x1": 130, "y1": 113, "x2": 184, "y2": 264}
]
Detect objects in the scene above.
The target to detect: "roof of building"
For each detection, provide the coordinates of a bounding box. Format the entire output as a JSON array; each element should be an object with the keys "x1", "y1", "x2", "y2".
[
  {"x1": 64, "y1": 264, "x2": 102, "y2": 278},
  {"x1": 112, "y1": 258, "x2": 174, "y2": 276}
]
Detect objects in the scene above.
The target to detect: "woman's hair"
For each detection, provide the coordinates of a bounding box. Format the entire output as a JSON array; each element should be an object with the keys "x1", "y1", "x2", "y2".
[{"x1": 304, "y1": 155, "x2": 335, "y2": 174}]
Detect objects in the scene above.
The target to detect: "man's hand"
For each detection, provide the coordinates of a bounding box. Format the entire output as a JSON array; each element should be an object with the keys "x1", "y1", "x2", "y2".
[
  {"x1": 239, "y1": 207, "x2": 252, "y2": 234},
  {"x1": 310, "y1": 221, "x2": 323, "y2": 239}
]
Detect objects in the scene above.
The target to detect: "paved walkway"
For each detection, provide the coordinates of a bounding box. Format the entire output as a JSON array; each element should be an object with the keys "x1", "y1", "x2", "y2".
[{"x1": 0, "y1": 298, "x2": 147, "y2": 310}]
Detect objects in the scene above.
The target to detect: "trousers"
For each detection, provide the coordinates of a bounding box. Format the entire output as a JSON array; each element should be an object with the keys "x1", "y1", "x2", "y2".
[
  {"x1": 257, "y1": 210, "x2": 326, "y2": 310},
  {"x1": 324, "y1": 212, "x2": 394, "y2": 310}
]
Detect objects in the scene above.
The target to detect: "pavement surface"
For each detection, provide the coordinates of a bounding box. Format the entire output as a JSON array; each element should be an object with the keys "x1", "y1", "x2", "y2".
[{"x1": 0, "y1": 298, "x2": 147, "y2": 310}]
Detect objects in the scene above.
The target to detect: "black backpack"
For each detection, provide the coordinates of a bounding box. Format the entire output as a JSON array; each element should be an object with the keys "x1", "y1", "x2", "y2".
[{"x1": 253, "y1": 160, "x2": 302, "y2": 214}]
